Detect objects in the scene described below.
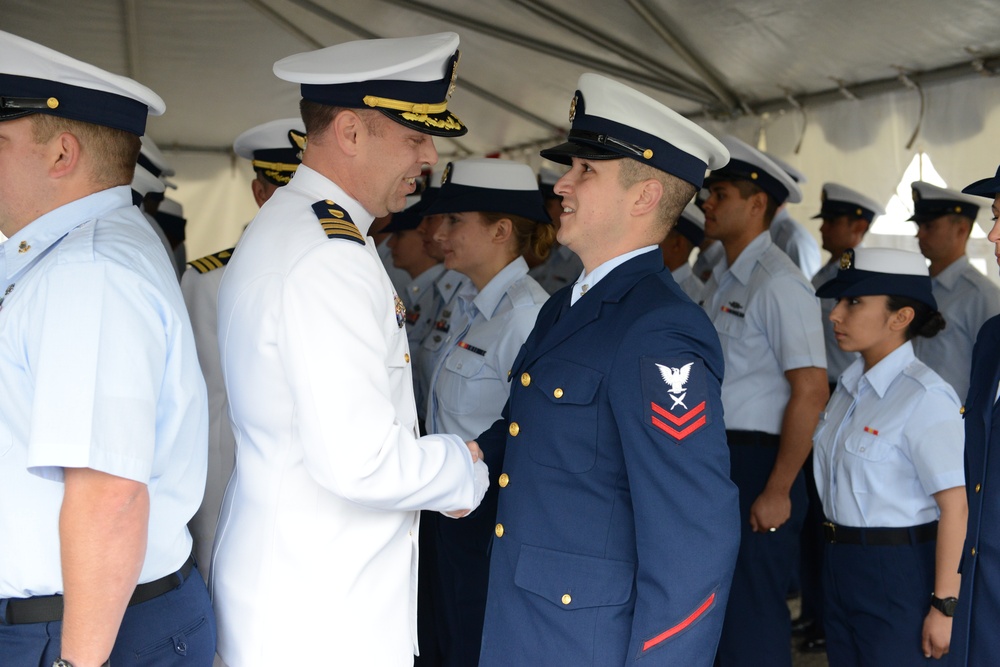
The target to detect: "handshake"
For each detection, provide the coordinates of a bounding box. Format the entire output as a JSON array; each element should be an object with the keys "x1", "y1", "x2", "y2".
[{"x1": 443, "y1": 440, "x2": 489, "y2": 519}]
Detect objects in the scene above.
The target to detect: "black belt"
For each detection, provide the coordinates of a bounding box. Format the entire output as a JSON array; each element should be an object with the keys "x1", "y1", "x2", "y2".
[
  {"x1": 823, "y1": 521, "x2": 938, "y2": 546},
  {"x1": 2, "y1": 555, "x2": 195, "y2": 625},
  {"x1": 726, "y1": 430, "x2": 780, "y2": 447}
]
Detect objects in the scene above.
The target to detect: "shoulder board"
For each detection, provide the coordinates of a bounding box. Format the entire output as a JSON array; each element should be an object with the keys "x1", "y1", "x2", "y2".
[
  {"x1": 188, "y1": 247, "x2": 236, "y2": 274},
  {"x1": 312, "y1": 200, "x2": 365, "y2": 245}
]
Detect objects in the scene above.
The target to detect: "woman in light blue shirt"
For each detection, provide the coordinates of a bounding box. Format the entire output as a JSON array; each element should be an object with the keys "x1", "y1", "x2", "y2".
[
  {"x1": 813, "y1": 247, "x2": 966, "y2": 666},
  {"x1": 422, "y1": 157, "x2": 554, "y2": 666}
]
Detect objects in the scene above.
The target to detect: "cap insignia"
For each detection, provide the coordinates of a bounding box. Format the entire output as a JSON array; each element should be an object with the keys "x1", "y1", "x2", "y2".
[
  {"x1": 912, "y1": 188, "x2": 921, "y2": 201},
  {"x1": 569, "y1": 94, "x2": 579, "y2": 123},
  {"x1": 442, "y1": 162, "x2": 453, "y2": 185},
  {"x1": 46, "y1": 97, "x2": 59, "y2": 109},
  {"x1": 447, "y1": 51, "x2": 460, "y2": 100},
  {"x1": 18, "y1": 240, "x2": 30, "y2": 254},
  {"x1": 642, "y1": 149, "x2": 653, "y2": 160},
  {"x1": 289, "y1": 129, "x2": 307, "y2": 155},
  {"x1": 750, "y1": 171, "x2": 759, "y2": 180},
  {"x1": 840, "y1": 251, "x2": 852, "y2": 270}
]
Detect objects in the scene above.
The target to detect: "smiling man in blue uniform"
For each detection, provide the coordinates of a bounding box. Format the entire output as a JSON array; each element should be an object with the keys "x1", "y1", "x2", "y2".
[
  {"x1": 210, "y1": 33, "x2": 488, "y2": 666},
  {"x1": 0, "y1": 30, "x2": 215, "y2": 667},
  {"x1": 474, "y1": 73, "x2": 740, "y2": 666},
  {"x1": 951, "y1": 165, "x2": 1000, "y2": 666}
]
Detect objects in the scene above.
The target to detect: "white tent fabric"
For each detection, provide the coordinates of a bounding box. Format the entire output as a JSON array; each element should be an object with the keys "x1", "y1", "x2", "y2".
[{"x1": 6, "y1": 0, "x2": 1000, "y2": 262}]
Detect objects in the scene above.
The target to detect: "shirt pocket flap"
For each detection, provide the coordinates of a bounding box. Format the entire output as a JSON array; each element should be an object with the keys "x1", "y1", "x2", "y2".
[
  {"x1": 531, "y1": 359, "x2": 602, "y2": 405},
  {"x1": 443, "y1": 348, "x2": 488, "y2": 379},
  {"x1": 514, "y1": 544, "x2": 635, "y2": 609},
  {"x1": 843, "y1": 431, "x2": 894, "y2": 462}
]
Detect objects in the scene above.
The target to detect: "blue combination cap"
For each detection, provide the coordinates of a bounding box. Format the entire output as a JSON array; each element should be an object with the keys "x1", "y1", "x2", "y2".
[
  {"x1": 274, "y1": 32, "x2": 466, "y2": 138},
  {"x1": 424, "y1": 158, "x2": 550, "y2": 224},
  {"x1": 815, "y1": 247, "x2": 936, "y2": 309},
  {"x1": 962, "y1": 165, "x2": 1000, "y2": 199},
  {"x1": 234, "y1": 117, "x2": 306, "y2": 186},
  {"x1": 675, "y1": 201, "x2": 705, "y2": 246},
  {"x1": 540, "y1": 73, "x2": 728, "y2": 188},
  {"x1": 0, "y1": 30, "x2": 164, "y2": 135},
  {"x1": 909, "y1": 181, "x2": 980, "y2": 223},
  {"x1": 705, "y1": 136, "x2": 803, "y2": 205},
  {"x1": 811, "y1": 183, "x2": 885, "y2": 223}
]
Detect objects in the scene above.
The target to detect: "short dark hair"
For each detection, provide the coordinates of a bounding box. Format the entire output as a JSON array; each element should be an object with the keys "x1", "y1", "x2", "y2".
[
  {"x1": 731, "y1": 179, "x2": 779, "y2": 226},
  {"x1": 300, "y1": 100, "x2": 385, "y2": 140},
  {"x1": 30, "y1": 114, "x2": 139, "y2": 188},
  {"x1": 886, "y1": 294, "x2": 946, "y2": 340},
  {"x1": 617, "y1": 159, "x2": 697, "y2": 233}
]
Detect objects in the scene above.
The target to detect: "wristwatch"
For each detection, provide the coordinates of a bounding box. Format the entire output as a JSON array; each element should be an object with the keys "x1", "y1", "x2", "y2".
[
  {"x1": 53, "y1": 661, "x2": 110, "y2": 667},
  {"x1": 930, "y1": 593, "x2": 959, "y2": 617}
]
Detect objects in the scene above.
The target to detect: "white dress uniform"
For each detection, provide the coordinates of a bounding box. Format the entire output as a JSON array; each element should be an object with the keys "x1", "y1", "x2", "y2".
[
  {"x1": 812, "y1": 259, "x2": 860, "y2": 385},
  {"x1": 913, "y1": 255, "x2": 1000, "y2": 400},
  {"x1": 428, "y1": 257, "x2": 548, "y2": 439},
  {"x1": 672, "y1": 260, "x2": 706, "y2": 304},
  {"x1": 770, "y1": 208, "x2": 821, "y2": 279},
  {"x1": 0, "y1": 186, "x2": 208, "y2": 598},
  {"x1": 211, "y1": 165, "x2": 480, "y2": 666},
  {"x1": 528, "y1": 243, "x2": 584, "y2": 295},
  {"x1": 180, "y1": 249, "x2": 235, "y2": 573},
  {"x1": 813, "y1": 342, "x2": 964, "y2": 527},
  {"x1": 702, "y1": 231, "x2": 827, "y2": 433}
]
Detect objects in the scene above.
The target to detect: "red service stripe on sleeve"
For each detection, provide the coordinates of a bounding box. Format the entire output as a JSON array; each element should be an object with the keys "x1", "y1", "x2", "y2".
[
  {"x1": 642, "y1": 592, "x2": 716, "y2": 652},
  {"x1": 650, "y1": 401, "x2": 706, "y2": 426},
  {"x1": 651, "y1": 414, "x2": 707, "y2": 440}
]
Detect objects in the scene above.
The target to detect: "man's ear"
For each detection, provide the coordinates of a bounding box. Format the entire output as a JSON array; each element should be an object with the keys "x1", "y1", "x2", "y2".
[
  {"x1": 331, "y1": 110, "x2": 363, "y2": 156},
  {"x1": 49, "y1": 131, "x2": 81, "y2": 180},
  {"x1": 631, "y1": 178, "x2": 663, "y2": 218}
]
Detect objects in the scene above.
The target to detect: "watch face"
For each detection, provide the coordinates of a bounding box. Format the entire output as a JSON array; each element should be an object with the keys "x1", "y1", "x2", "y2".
[{"x1": 943, "y1": 597, "x2": 958, "y2": 616}]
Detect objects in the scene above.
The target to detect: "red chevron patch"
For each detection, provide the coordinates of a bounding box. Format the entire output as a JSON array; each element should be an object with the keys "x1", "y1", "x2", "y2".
[{"x1": 651, "y1": 401, "x2": 708, "y2": 440}]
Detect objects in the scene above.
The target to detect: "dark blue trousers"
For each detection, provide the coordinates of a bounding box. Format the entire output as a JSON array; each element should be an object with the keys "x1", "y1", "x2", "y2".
[
  {"x1": 0, "y1": 566, "x2": 216, "y2": 666},
  {"x1": 823, "y1": 539, "x2": 939, "y2": 666},
  {"x1": 716, "y1": 439, "x2": 807, "y2": 667}
]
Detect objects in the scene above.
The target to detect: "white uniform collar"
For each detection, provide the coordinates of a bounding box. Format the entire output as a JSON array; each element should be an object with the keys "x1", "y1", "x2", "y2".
[
  {"x1": 571, "y1": 245, "x2": 657, "y2": 305},
  {"x1": 931, "y1": 254, "x2": 969, "y2": 290},
  {"x1": 287, "y1": 164, "x2": 375, "y2": 236}
]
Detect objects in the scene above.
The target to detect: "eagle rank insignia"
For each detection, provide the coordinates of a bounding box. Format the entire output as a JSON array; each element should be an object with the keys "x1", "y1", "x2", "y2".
[{"x1": 642, "y1": 357, "x2": 711, "y2": 442}]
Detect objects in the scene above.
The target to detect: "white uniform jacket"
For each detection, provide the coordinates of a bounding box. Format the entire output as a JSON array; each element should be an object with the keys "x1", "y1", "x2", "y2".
[{"x1": 211, "y1": 165, "x2": 477, "y2": 666}]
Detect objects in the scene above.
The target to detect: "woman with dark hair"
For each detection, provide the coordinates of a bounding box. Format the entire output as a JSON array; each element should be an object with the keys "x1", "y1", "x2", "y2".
[
  {"x1": 422, "y1": 157, "x2": 555, "y2": 666},
  {"x1": 812, "y1": 247, "x2": 967, "y2": 666}
]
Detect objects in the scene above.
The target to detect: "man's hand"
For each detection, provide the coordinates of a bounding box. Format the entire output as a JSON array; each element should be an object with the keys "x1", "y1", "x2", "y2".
[
  {"x1": 922, "y1": 608, "x2": 952, "y2": 659},
  {"x1": 748, "y1": 487, "x2": 791, "y2": 533},
  {"x1": 466, "y1": 440, "x2": 482, "y2": 463}
]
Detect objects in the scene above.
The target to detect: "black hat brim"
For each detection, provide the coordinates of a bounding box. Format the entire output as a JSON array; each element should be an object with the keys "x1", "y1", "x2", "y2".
[{"x1": 377, "y1": 108, "x2": 467, "y2": 138}]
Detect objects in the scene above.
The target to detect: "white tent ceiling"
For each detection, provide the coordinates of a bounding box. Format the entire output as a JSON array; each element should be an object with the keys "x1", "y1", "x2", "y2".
[
  {"x1": 6, "y1": 1, "x2": 1000, "y2": 260},
  {"x1": 7, "y1": 0, "x2": 1000, "y2": 156}
]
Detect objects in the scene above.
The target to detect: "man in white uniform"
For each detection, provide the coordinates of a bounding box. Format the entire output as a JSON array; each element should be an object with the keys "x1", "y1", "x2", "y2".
[
  {"x1": 211, "y1": 33, "x2": 488, "y2": 666},
  {"x1": 911, "y1": 181, "x2": 1000, "y2": 399},
  {"x1": 182, "y1": 117, "x2": 304, "y2": 574}
]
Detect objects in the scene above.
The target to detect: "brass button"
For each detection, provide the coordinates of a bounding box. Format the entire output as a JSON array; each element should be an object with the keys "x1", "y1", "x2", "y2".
[
  {"x1": 521, "y1": 372, "x2": 531, "y2": 387},
  {"x1": 404, "y1": 353, "x2": 410, "y2": 363},
  {"x1": 972, "y1": 547, "x2": 977, "y2": 556},
  {"x1": 495, "y1": 523, "x2": 505, "y2": 538},
  {"x1": 561, "y1": 594, "x2": 572, "y2": 605},
  {"x1": 507, "y1": 369, "x2": 511, "y2": 379},
  {"x1": 553, "y1": 388, "x2": 564, "y2": 399},
  {"x1": 976, "y1": 483, "x2": 982, "y2": 493},
  {"x1": 509, "y1": 422, "x2": 520, "y2": 437},
  {"x1": 499, "y1": 473, "x2": 509, "y2": 488},
  {"x1": 960, "y1": 406, "x2": 966, "y2": 415}
]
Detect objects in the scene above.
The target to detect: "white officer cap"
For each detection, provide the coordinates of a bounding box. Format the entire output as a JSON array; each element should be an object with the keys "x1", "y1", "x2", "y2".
[
  {"x1": 764, "y1": 152, "x2": 807, "y2": 185},
  {"x1": 540, "y1": 73, "x2": 728, "y2": 188},
  {"x1": 233, "y1": 117, "x2": 306, "y2": 186},
  {"x1": 0, "y1": 30, "x2": 164, "y2": 135},
  {"x1": 424, "y1": 158, "x2": 549, "y2": 224},
  {"x1": 140, "y1": 136, "x2": 175, "y2": 178},
  {"x1": 811, "y1": 183, "x2": 885, "y2": 223},
  {"x1": 705, "y1": 136, "x2": 803, "y2": 205},
  {"x1": 131, "y1": 163, "x2": 166, "y2": 198},
  {"x1": 816, "y1": 247, "x2": 935, "y2": 309},
  {"x1": 273, "y1": 32, "x2": 466, "y2": 137},
  {"x1": 676, "y1": 201, "x2": 706, "y2": 246},
  {"x1": 909, "y1": 181, "x2": 981, "y2": 224}
]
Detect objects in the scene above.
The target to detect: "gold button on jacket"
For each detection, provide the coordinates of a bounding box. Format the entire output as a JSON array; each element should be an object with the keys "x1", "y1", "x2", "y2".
[
  {"x1": 553, "y1": 387, "x2": 564, "y2": 399},
  {"x1": 509, "y1": 422, "x2": 520, "y2": 437},
  {"x1": 499, "y1": 473, "x2": 509, "y2": 488},
  {"x1": 561, "y1": 594, "x2": 572, "y2": 605},
  {"x1": 521, "y1": 372, "x2": 531, "y2": 387},
  {"x1": 495, "y1": 523, "x2": 505, "y2": 538}
]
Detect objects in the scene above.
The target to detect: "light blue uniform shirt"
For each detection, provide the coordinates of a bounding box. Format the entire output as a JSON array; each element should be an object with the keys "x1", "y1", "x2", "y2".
[
  {"x1": 812, "y1": 259, "x2": 861, "y2": 384},
  {"x1": 702, "y1": 232, "x2": 826, "y2": 434},
  {"x1": 770, "y1": 209, "x2": 821, "y2": 279},
  {"x1": 428, "y1": 257, "x2": 549, "y2": 439},
  {"x1": 671, "y1": 261, "x2": 706, "y2": 304},
  {"x1": 417, "y1": 269, "x2": 468, "y2": 420},
  {"x1": 404, "y1": 263, "x2": 446, "y2": 420},
  {"x1": 0, "y1": 186, "x2": 208, "y2": 598},
  {"x1": 913, "y1": 256, "x2": 1000, "y2": 401},
  {"x1": 813, "y1": 342, "x2": 965, "y2": 527}
]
